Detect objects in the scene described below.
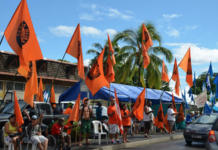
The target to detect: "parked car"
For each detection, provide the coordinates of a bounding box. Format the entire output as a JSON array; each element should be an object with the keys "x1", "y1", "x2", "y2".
[
  {"x1": 183, "y1": 113, "x2": 218, "y2": 145},
  {"x1": 0, "y1": 101, "x2": 70, "y2": 148},
  {"x1": 206, "y1": 115, "x2": 218, "y2": 150}
]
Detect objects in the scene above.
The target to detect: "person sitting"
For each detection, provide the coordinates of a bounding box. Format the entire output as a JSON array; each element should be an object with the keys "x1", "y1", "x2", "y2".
[
  {"x1": 96, "y1": 102, "x2": 102, "y2": 121},
  {"x1": 51, "y1": 118, "x2": 78, "y2": 150},
  {"x1": 4, "y1": 114, "x2": 20, "y2": 150},
  {"x1": 64, "y1": 103, "x2": 73, "y2": 115},
  {"x1": 27, "y1": 114, "x2": 48, "y2": 150},
  {"x1": 186, "y1": 112, "x2": 194, "y2": 125}
]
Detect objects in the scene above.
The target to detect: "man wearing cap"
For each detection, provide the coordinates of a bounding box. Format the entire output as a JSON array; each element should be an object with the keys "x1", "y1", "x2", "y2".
[
  {"x1": 51, "y1": 118, "x2": 78, "y2": 150},
  {"x1": 107, "y1": 98, "x2": 122, "y2": 144},
  {"x1": 64, "y1": 103, "x2": 73, "y2": 115},
  {"x1": 78, "y1": 98, "x2": 93, "y2": 146},
  {"x1": 27, "y1": 114, "x2": 48, "y2": 150}
]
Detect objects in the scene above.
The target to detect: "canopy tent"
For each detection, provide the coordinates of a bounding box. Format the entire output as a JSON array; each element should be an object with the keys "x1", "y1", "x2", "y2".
[{"x1": 59, "y1": 80, "x2": 183, "y2": 104}]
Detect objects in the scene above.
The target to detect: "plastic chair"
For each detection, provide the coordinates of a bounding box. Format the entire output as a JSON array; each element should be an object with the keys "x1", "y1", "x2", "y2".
[
  {"x1": 25, "y1": 127, "x2": 37, "y2": 150},
  {"x1": 3, "y1": 127, "x2": 22, "y2": 150},
  {"x1": 92, "y1": 121, "x2": 108, "y2": 145}
]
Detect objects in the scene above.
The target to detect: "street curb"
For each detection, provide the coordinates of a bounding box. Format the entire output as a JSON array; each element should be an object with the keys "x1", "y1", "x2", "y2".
[{"x1": 92, "y1": 134, "x2": 184, "y2": 150}]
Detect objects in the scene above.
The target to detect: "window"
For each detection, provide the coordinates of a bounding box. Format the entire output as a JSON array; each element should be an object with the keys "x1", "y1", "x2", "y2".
[
  {"x1": 45, "y1": 85, "x2": 52, "y2": 91},
  {"x1": 0, "y1": 81, "x2": 2, "y2": 90},
  {"x1": 60, "y1": 86, "x2": 69, "y2": 93},
  {"x1": 38, "y1": 104, "x2": 52, "y2": 115},
  {"x1": 15, "y1": 83, "x2": 24, "y2": 91},
  {"x1": 6, "y1": 82, "x2": 14, "y2": 90}
]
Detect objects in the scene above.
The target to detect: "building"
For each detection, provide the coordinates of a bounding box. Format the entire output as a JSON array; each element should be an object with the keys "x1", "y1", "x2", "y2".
[{"x1": 0, "y1": 50, "x2": 87, "y2": 103}]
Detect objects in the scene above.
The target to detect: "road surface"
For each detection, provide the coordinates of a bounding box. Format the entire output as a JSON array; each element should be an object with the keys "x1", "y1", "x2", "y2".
[{"x1": 122, "y1": 139, "x2": 205, "y2": 150}]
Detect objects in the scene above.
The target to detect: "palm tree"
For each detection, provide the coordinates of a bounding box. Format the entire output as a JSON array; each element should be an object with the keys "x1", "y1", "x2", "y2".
[
  {"x1": 113, "y1": 22, "x2": 173, "y2": 89},
  {"x1": 86, "y1": 41, "x2": 130, "y2": 79}
]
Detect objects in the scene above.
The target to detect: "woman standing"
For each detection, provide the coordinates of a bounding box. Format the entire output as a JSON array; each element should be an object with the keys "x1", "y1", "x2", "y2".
[
  {"x1": 167, "y1": 104, "x2": 179, "y2": 134},
  {"x1": 4, "y1": 114, "x2": 20, "y2": 150},
  {"x1": 121, "y1": 104, "x2": 132, "y2": 143}
]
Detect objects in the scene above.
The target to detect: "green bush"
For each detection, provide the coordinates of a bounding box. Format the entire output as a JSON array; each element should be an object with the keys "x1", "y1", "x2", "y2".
[{"x1": 49, "y1": 120, "x2": 86, "y2": 142}]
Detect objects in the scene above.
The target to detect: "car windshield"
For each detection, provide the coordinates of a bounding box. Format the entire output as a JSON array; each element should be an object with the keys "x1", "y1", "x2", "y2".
[
  {"x1": 193, "y1": 114, "x2": 218, "y2": 124},
  {"x1": 2, "y1": 102, "x2": 26, "y2": 114}
]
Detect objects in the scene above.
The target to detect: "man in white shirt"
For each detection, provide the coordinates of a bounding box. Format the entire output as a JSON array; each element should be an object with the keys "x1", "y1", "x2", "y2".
[{"x1": 143, "y1": 100, "x2": 154, "y2": 138}]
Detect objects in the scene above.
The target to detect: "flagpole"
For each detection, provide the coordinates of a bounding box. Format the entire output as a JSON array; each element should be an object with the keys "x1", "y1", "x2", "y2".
[
  {"x1": 0, "y1": 71, "x2": 18, "y2": 107},
  {"x1": 0, "y1": 35, "x2": 4, "y2": 45},
  {"x1": 108, "y1": 52, "x2": 111, "y2": 107}
]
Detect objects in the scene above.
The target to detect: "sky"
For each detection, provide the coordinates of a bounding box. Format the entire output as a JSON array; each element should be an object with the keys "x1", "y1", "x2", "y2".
[{"x1": 0, "y1": 0, "x2": 218, "y2": 94}]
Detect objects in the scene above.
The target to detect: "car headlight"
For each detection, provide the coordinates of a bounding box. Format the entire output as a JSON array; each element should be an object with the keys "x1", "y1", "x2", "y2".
[{"x1": 185, "y1": 129, "x2": 190, "y2": 133}]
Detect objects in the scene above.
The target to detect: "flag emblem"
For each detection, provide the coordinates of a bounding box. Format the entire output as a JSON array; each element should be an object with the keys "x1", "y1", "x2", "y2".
[
  {"x1": 164, "y1": 66, "x2": 168, "y2": 74},
  {"x1": 26, "y1": 62, "x2": 33, "y2": 81},
  {"x1": 16, "y1": 21, "x2": 30, "y2": 48},
  {"x1": 187, "y1": 58, "x2": 192, "y2": 75},
  {"x1": 87, "y1": 61, "x2": 101, "y2": 80},
  {"x1": 104, "y1": 63, "x2": 109, "y2": 75},
  {"x1": 136, "y1": 98, "x2": 141, "y2": 109},
  {"x1": 157, "y1": 110, "x2": 164, "y2": 122},
  {"x1": 143, "y1": 31, "x2": 149, "y2": 42},
  {"x1": 78, "y1": 41, "x2": 81, "y2": 56}
]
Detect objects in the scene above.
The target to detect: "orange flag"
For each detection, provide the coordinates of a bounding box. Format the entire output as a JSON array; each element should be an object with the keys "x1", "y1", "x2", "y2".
[
  {"x1": 142, "y1": 23, "x2": 153, "y2": 51},
  {"x1": 161, "y1": 60, "x2": 169, "y2": 82},
  {"x1": 23, "y1": 61, "x2": 38, "y2": 107},
  {"x1": 142, "y1": 42, "x2": 150, "y2": 69},
  {"x1": 67, "y1": 93, "x2": 80, "y2": 135},
  {"x1": 4, "y1": 0, "x2": 43, "y2": 63},
  {"x1": 36, "y1": 78, "x2": 44, "y2": 102},
  {"x1": 85, "y1": 47, "x2": 109, "y2": 95},
  {"x1": 172, "y1": 59, "x2": 180, "y2": 96},
  {"x1": 155, "y1": 102, "x2": 164, "y2": 130},
  {"x1": 66, "y1": 24, "x2": 85, "y2": 80},
  {"x1": 114, "y1": 89, "x2": 123, "y2": 134},
  {"x1": 175, "y1": 80, "x2": 180, "y2": 96},
  {"x1": 50, "y1": 85, "x2": 56, "y2": 105},
  {"x1": 177, "y1": 104, "x2": 185, "y2": 123},
  {"x1": 105, "y1": 54, "x2": 115, "y2": 84},
  {"x1": 179, "y1": 47, "x2": 193, "y2": 87},
  {"x1": 107, "y1": 33, "x2": 116, "y2": 65},
  {"x1": 133, "y1": 88, "x2": 146, "y2": 121},
  {"x1": 14, "y1": 91, "x2": 24, "y2": 128},
  {"x1": 164, "y1": 114, "x2": 169, "y2": 132},
  {"x1": 172, "y1": 93, "x2": 177, "y2": 113}
]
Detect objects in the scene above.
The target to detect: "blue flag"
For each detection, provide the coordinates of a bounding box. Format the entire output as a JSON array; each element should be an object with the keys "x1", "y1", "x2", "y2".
[
  {"x1": 208, "y1": 62, "x2": 213, "y2": 78},
  {"x1": 193, "y1": 71, "x2": 196, "y2": 86},
  {"x1": 183, "y1": 89, "x2": 189, "y2": 109},
  {"x1": 204, "y1": 102, "x2": 212, "y2": 114},
  {"x1": 213, "y1": 74, "x2": 218, "y2": 99},
  {"x1": 206, "y1": 74, "x2": 211, "y2": 91},
  {"x1": 213, "y1": 101, "x2": 218, "y2": 112},
  {"x1": 209, "y1": 91, "x2": 213, "y2": 102},
  {"x1": 189, "y1": 87, "x2": 193, "y2": 97},
  {"x1": 191, "y1": 94, "x2": 194, "y2": 101},
  {"x1": 202, "y1": 81, "x2": 206, "y2": 92}
]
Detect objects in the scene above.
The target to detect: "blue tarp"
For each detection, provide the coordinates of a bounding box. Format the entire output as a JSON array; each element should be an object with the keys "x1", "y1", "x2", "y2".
[{"x1": 59, "y1": 80, "x2": 183, "y2": 104}]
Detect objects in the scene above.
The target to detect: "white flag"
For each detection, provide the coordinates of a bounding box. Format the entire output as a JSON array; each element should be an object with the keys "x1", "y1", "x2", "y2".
[{"x1": 195, "y1": 89, "x2": 207, "y2": 108}]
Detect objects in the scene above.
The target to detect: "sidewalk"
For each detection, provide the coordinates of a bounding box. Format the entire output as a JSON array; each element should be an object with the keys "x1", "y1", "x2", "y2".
[{"x1": 0, "y1": 132, "x2": 184, "y2": 150}]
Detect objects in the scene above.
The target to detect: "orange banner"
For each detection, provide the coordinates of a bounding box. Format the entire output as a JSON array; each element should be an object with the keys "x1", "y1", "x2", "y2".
[
  {"x1": 105, "y1": 54, "x2": 115, "y2": 84},
  {"x1": 142, "y1": 23, "x2": 153, "y2": 51},
  {"x1": 177, "y1": 104, "x2": 185, "y2": 123},
  {"x1": 107, "y1": 33, "x2": 116, "y2": 65},
  {"x1": 142, "y1": 42, "x2": 150, "y2": 69},
  {"x1": 14, "y1": 91, "x2": 24, "y2": 127},
  {"x1": 36, "y1": 77, "x2": 44, "y2": 102},
  {"x1": 155, "y1": 102, "x2": 164, "y2": 130},
  {"x1": 50, "y1": 85, "x2": 56, "y2": 104},
  {"x1": 161, "y1": 60, "x2": 169, "y2": 82},
  {"x1": 133, "y1": 88, "x2": 146, "y2": 121},
  {"x1": 66, "y1": 24, "x2": 85, "y2": 80}
]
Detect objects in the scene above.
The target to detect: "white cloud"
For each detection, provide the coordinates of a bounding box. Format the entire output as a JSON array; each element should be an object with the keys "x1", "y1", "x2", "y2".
[
  {"x1": 49, "y1": 25, "x2": 117, "y2": 38},
  {"x1": 163, "y1": 14, "x2": 182, "y2": 20},
  {"x1": 84, "y1": 59, "x2": 91, "y2": 66},
  {"x1": 185, "y1": 25, "x2": 198, "y2": 30},
  {"x1": 79, "y1": 13, "x2": 94, "y2": 21},
  {"x1": 166, "y1": 43, "x2": 218, "y2": 64},
  {"x1": 79, "y1": 3, "x2": 133, "y2": 21},
  {"x1": 48, "y1": 26, "x2": 75, "y2": 37},
  {"x1": 37, "y1": 37, "x2": 46, "y2": 42},
  {"x1": 0, "y1": 31, "x2": 3, "y2": 36},
  {"x1": 166, "y1": 27, "x2": 180, "y2": 37}
]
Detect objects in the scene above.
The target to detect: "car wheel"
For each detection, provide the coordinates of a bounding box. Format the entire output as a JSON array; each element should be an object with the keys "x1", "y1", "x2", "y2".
[
  {"x1": 0, "y1": 128, "x2": 4, "y2": 148},
  {"x1": 185, "y1": 140, "x2": 192, "y2": 145}
]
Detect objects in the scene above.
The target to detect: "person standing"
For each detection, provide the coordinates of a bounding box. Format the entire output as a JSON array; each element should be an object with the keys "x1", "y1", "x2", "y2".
[
  {"x1": 121, "y1": 104, "x2": 131, "y2": 143},
  {"x1": 143, "y1": 100, "x2": 154, "y2": 138},
  {"x1": 64, "y1": 103, "x2": 73, "y2": 114},
  {"x1": 167, "y1": 104, "x2": 179, "y2": 134},
  {"x1": 78, "y1": 98, "x2": 93, "y2": 146},
  {"x1": 107, "y1": 98, "x2": 122, "y2": 144},
  {"x1": 96, "y1": 102, "x2": 102, "y2": 121}
]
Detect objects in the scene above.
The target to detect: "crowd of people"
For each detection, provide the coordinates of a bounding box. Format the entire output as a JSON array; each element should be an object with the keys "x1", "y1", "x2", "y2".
[{"x1": 4, "y1": 97, "x2": 200, "y2": 149}]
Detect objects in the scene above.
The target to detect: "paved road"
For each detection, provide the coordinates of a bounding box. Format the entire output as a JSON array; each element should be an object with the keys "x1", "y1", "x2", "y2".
[{"x1": 123, "y1": 139, "x2": 206, "y2": 150}]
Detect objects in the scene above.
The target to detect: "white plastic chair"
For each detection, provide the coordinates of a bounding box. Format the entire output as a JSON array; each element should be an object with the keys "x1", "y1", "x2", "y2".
[
  {"x1": 25, "y1": 126, "x2": 37, "y2": 150},
  {"x1": 92, "y1": 121, "x2": 108, "y2": 145},
  {"x1": 3, "y1": 127, "x2": 22, "y2": 150}
]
